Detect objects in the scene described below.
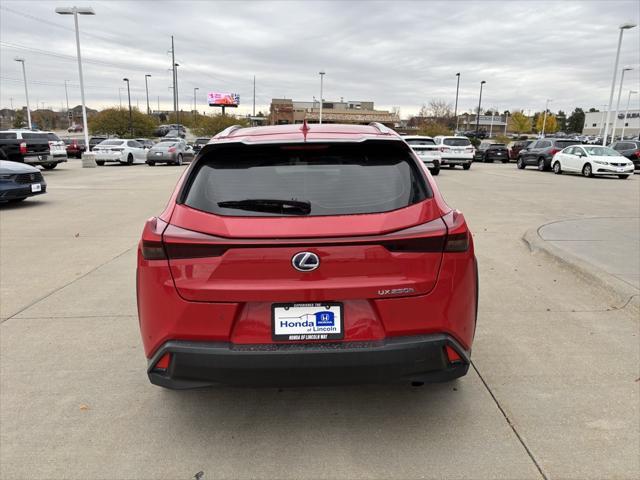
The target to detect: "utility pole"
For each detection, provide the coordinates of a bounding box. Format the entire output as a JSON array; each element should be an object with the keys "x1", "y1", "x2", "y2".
[
  {"x1": 123, "y1": 77, "x2": 132, "y2": 137},
  {"x1": 253, "y1": 75, "x2": 256, "y2": 117},
  {"x1": 157, "y1": 96, "x2": 160, "y2": 112},
  {"x1": 475, "y1": 81, "x2": 486, "y2": 136},
  {"x1": 171, "y1": 36, "x2": 177, "y2": 117},
  {"x1": 14, "y1": 58, "x2": 32, "y2": 129},
  {"x1": 145, "y1": 74, "x2": 151, "y2": 114},
  {"x1": 174, "y1": 63, "x2": 180, "y2": 123},
  {"x1": 193, "y1": 87, "x2": 199, "y2": 120},
  {"x1": 454, "y1": 73, "x2": 460, "y2": 131},
  {"x1": 319, "y1": 71, "x2": 325, "y2": 124}
]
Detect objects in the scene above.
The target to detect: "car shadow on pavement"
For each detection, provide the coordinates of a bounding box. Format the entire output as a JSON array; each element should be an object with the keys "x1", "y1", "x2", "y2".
[{"x1": 0, "y1": 199, "x2": 46, "y2": 210}]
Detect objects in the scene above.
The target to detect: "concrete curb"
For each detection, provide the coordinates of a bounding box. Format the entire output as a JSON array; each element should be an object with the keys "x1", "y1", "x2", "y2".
[{"x1": 522, "y1": 226, "x2": 639, "y2": 311}]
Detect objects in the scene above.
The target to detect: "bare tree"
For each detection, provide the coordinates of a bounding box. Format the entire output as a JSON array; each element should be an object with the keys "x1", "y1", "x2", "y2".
[{"x1": 428, "y1": 99, "x2": 453, "y2": 120}]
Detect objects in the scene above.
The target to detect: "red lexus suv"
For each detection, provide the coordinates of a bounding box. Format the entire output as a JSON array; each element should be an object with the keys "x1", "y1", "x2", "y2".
[{"x1": 137, "y1": 123, "x2": 478, "y2": 389}]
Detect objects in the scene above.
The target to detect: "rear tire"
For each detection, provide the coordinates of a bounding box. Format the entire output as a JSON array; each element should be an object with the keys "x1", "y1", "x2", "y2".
[
  {"x1": 147, "y1": 161, "x2": 155, "y2": 166},
  {"x1": 449, "y1": 164, "x2": 456, "y2": 169},
  {"x1": 42, "y1": 163, "x2": 57, "y2": 170},
  {"x1": 582, "y1": 163, "x2": 593, "y2": 177},
  {"x1": 127, "y1": 154, "x2": 134, "y2": 165},
  {"x1": 462, "y1": 163, "x2": 471, "y2": 170},
  {"x1": 430, "y1": 166, "x2": 440, "y2": 176},
  {"x1": 96, "y1": 161, "x2": 105, "y2": 166},
  {"x1": 517, "y1": 158, "x2": 525, "y2": 169},
  {"x1": 176, "y1": 154, "x2": 183, "y2": 166},
  {"x1": 618, "y1": 174, "x2": 629, "y2": 179},
  {"x1": 537, "y1": 157, "x2": 547, "y2": 171},
  {"x1": 553, "y1": 161, "x2": 562, "y2": 174}
]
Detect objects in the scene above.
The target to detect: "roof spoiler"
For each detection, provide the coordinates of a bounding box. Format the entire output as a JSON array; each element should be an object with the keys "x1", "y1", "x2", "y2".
[
  {"x1": 214, "y1": 125, "x2": 244, "y2": 138},
  {"x1": 368, "y1": 122, "x2": 397, "y2": 135}
]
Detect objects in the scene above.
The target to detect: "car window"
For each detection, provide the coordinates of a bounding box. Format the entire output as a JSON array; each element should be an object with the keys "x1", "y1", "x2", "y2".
[
  {"x1": 21, "y1": 133, "x2": 49, "y2": 140},
  {"x1": 582, "y1": 146, "x2": 620, "y2": 157},
  {"x1": 183, "y1": 142, "x2": 431, "y2": 217},
  {"x1": 195, "y1": 138, "x2": 209, "y2": 145},
  {"x1": 537, "y1": 141, "x2": 551, "y2": 148},
  {"x1": 0, "y1": 132, "x2": 17, "y2": 140},
  {"x1": 574, "y1": 147, "x2": 586, "y2": 156},
  {"x1": 554, "y1": 140, "x2": 580, "y2": 149},
  {"x1": 101, "y1": 140, "x2": 125, "y2": 146},
  {"x1": 488, "y1": 144, "x2": 505, "y2": 149},
  {"x1": 443, "y1": 138, "x2": 471, "y2": 147},
  {"x1": 405, "y1": 139, "x2": 435, "y2": 146},
  {"x1": 564, "y1": 147, "x2": 576, "y2": 155},
  {"x1": 615, "y1": 142, "x2": 632, "y2": 150},
  {"x1": 128, "y1": 140, "x2": 142, "y2": 148},
  {"x1": 46, "y1": 133, "x2": 61, "y2": 141}
]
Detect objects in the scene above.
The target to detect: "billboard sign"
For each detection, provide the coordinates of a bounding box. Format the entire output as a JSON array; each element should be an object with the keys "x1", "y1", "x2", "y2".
[{"x1": 207, "y1": 92, "x2": 240, "y2": 107}]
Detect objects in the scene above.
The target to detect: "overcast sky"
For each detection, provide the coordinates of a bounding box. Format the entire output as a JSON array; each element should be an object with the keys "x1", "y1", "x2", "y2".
[{"x1": 1, "y1": 0, "x2": 639, "y2": 118}]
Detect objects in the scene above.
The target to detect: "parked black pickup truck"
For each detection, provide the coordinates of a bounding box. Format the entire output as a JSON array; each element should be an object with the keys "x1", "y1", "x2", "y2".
[{"x1": 0, "y1": 130, "x2": 55, "y2": 167}]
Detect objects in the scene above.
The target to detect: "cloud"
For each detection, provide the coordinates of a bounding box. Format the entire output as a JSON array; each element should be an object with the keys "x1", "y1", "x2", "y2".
[{"x1": 1, "y1": 0, "x2": 638, "y2": 117}]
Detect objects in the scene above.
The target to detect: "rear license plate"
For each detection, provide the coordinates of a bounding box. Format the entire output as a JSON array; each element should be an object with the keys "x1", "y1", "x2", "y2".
[
  {"x1": 155, "y1": 152, "x2": 162, "y2": 156},
  {"x1": 31, "y1": 184, "x2": 41, "y2": 193},
  {"x1": 39, "y1": 155, "x2": 48, "y2": 161},
  {"x1": 272, "y1": 302, "x2": 343, "y2": 341}
]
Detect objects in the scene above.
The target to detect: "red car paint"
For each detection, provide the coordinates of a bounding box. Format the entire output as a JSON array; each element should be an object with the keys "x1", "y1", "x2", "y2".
[{"x1": 137, "y1": 123, "x2": 478, "y2": 388}]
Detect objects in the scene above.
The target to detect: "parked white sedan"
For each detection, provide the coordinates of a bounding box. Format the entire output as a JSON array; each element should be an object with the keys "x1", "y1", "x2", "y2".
[
  {"x1": 552, "y1": 145, "x2": 634, "y2": 179},
  {"x1": 93, "y1": 139, "x2": 147, "y2": 166}
]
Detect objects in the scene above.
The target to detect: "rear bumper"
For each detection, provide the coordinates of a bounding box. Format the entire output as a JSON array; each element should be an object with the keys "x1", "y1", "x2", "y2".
[
  {"x1": 441, "y1": 156, "x2": 473, "y2": 165},
  {"x1": 147, "y1": 334, "x2": 470, "y2": 389}
]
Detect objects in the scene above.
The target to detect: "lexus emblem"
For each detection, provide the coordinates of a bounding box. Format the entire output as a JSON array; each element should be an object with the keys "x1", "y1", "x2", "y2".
[{"x1": 291, "y1": 252, "x2": 320, "y2": 272}]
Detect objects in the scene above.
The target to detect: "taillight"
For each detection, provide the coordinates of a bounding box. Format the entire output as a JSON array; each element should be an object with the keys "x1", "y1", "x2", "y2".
[
  {"x1": 445, "y1": 345, "x2": 463, "y2": 363},
  {"x1": 635, "y1": 150, "x2": 640, "y2": 158},
  {"x1": 442, "y1": 210, "x2": 470, "y2": 252},
  {"x1": 549, "y1": 148, "x2": 559, "y2": 155},
  {"x1": 168, "y1": 147, "x2": 176, "y2": 153},
  {"x1": 153, "y1": 353, "x2": 171, "y2": 371},
  {"x1": 19, "y1": 142, "x2": 27, "y2": 154},
  {"x1": 162, "y1": 224, "x2": 228, "y2": 259},
  {"x1": 465, "y1": 147, "x2": 474, "y2": 152},
  {"x1": 140, "y1": 217, "x2": 169, "y2": 260},
  {"x1": 440, "y1": 146, "x2": 450, "y2": 153},
  {"x1": 382, "y1": 218, "x2": 447, "y2": 253}
]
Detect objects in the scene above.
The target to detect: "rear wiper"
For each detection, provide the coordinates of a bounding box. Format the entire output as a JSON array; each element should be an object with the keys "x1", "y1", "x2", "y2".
[{"x1": 217, "y1": 198, "x2": 311, "y2": 215}]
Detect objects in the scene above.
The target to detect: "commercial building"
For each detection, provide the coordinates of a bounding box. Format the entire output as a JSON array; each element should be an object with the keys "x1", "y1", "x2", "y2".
[
  {"x1": 582, "y1": 109, "x2": 640, "y2": 138},
  {"x1": 269, "y1": 99, "x2": 398, "y2": 126},
  {"x1": 457, "y1": 113, "x2": 509, "y2": 134}
]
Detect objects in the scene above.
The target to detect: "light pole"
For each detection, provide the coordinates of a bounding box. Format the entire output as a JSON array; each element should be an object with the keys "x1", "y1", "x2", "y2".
[
  {"x1": 475, "y1": 80, "x2": 486, "y2": 136},
  {"x1": 611, "y1": 66, "x2": 633, "y2": 142},
  {"x1": 602, "y1": 22, "x2": 637, "y2": 145},
  {"x1": 620, "y1": 90, "x2": 638, "y2": 139},
  {"x1": 64, "y1": 79, "x2": 71, "y2": 127},
  {"x1": 174, "y1": 63, "x2": 180, "y2": 123},
  {"x1": 598, "y1": 104, "x2": 608, "y2": 138},
  {"x1": 145, "y1": 74, "x2": 151, "y2": 115},
  {"x1": 14, "y1": 58, "x2": 32, "y2": 129},
  {"x1": 123, "y1": 78, "x2": 132, "y2": 137},
  {"x1": 193, "y1": 87, "x2": 199, "y2": 119},
  {"x1": 319, "y1": 71, "x2": 325, "y2": 124},
  {"x1": 541, "y1": 99, "x2": 552, "y2": 137},
  {"x1": 454, "y1": 73, "x2": 460, "y2": 132},
  {"x1": 56, "y1": 6, "x2": 95, "y2": 166}
]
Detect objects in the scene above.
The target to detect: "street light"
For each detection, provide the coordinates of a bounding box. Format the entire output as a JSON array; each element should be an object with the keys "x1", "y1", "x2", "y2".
[
  {"x1": 602, "y1": 22, "x2": 637, "y2": 145},
  {"x1": 193, "y1": 87, "x2": 199, "y2": 119},
  {"x1": 454, "y1": 73, "x2": 460, "y2": 132},
  {"x1": 475, "y1": 80, "x2": 486, "y2": 136},
  {"x1": 145, "y1": 74, "x2": 151, "y2": 115},
  {"x1": 620, "y1": 89, "x2": 638, "y2": 139},
  {"x1": 123, "y1": 78, "x2": 132, "y2": 136},
  {"x1": 174, "y1": 63, "x2": 180, "y2": 122},
  {"x1": 56, "y1": 6, "x2": 95, "y2": 166},
  {"x1": 541, "y1": 99, "x2": 552, "y2": 137},
  {"x1": 611, "y1": 66, "x2": 633, "y2": 142},
  {"x1": 319, "y1": 71, "x2": 325, "y2": 124},
  {"x1": 13, "y1": 58, "x2": 32, "y2": 129}
]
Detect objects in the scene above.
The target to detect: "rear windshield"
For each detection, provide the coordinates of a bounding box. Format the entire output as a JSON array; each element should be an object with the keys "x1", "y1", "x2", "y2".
[
  {"x1": 100, "y1": 140, "x2": 124, "y2": 146},
  {"x1": 0, "y1": 132, "x2": 17, "y2": 139},
  {"x1": 488, "y1": 144, "x2": 506, "y2": 149},
  {"x1": 46, "y1": 133, "x2": 61, "y2": 141},
  {"x1": 405, "y1": 138, "x2": 435, "y2": 146},
  {"x1": 195, "y1": 138, "x2": 209, "y2": 144},
  {"x1": 21, "y1": 133, "x2": 48, "y2": 140},
  {"x1": 443, "y1": 138, "x2": 471, "y2": 147},
  {"x1": 183, "y1": 142, "x2": 430, "y2": 217}
]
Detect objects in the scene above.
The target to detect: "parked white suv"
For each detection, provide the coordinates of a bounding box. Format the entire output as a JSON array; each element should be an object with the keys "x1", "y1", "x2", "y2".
[
  {"x1": 433, "y1": 136, "x2": 475, "y2": 170},
  {"x1": 93, "y1": 139, "x2": 147, "y2": 166},
  {"x1": 403, "y1": 135, "x2": 441, "y2": 175},
  {"x1": 43, "y1": 131, "x2": 68, "y2": 168}
]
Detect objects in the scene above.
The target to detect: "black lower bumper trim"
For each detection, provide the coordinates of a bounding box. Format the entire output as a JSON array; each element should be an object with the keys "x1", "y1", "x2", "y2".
[{"x1": 147, "y1": 334, "x2": 470, "y2": 389}]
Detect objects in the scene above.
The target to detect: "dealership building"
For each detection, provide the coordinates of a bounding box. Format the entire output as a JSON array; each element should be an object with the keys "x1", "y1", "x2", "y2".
[
  {"x1": 582, "y1": 109, "x2": 640, "y2": 138},
  {"x1": 269, "y1": 99, "x2": 399, "y2": 126}
]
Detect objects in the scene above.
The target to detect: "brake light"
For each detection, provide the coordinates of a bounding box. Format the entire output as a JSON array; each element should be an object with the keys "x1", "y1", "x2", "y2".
[
  {"x1": 440, "y1": 146, "x2": 450, "y2": 153},
  {"x1": 19, "y1": 142, "x2": 27, "y2": 154},
  {"x1": 442, "y1": 210, "x2": 470, "y2": 252},
  {"x1": 112, "y1": 148, "x2": 124, "y2": 152},
  {"x1": 549, "y1": 148, "x2": 560, "y2": 155},
  {"x1": 465, "y1": 147, "x2": 474, "y2": 152},
  {"x1": 140, "y1": 217, "x2": 169, "y2": 260},
  {"x1": 382, "y1": 219, "x2": 447, "y2": 252},
  {"x1": 635, "y1": 150, "x2": 640, "y2": 158},
  {"x1": 168, "y1": 147, "x2": 176, "y2": 153}
]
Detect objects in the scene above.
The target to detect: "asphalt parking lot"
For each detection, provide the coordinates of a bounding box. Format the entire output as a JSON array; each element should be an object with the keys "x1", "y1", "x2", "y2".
[{"x1": 1, "y1": 161, "x2": 638, "y2": 480}]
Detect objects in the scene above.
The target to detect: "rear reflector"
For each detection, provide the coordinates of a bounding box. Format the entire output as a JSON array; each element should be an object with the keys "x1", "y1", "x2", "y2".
[
  {"x1": 154, "y1": 353, "x2": 171, "y2": 371},
  {"x1": 141, "y1": 240, "x2": 166, "y2": 260},
  {"x1": 444, "y1": 231, "x2": 469, "y2": 252},
  {"x1": 445, "y1": 345, "x2": 462, "y2": 363}
]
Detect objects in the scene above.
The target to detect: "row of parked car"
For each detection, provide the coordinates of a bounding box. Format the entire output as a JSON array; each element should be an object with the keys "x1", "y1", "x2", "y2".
[{"x1": 403, "y1": 133, "x2": 640, "y2": 179}]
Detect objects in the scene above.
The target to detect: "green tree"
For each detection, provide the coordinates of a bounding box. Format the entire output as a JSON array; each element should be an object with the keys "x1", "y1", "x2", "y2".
[
  {"x1": 567, "y1": 108, "x2": 585, "y2": 133},
  {"x1": 88, "y1": 108, "x2": 156, "y2": 137},
  {"x1": 509, "y1": 111, "x2": 532, "y2": 134},
  {"x1": 535, "y1": 113, "x2": 557, "y2": 133},
  {"x1": 12, "y1": 110, "x2": 25, "y2": 128},
  {"x1": 417, "y1": 120, "x2": 452, "y2": 137},
  {"x1": 191, "y1": 114, "x2": 249, "y2": 137},
  {"x1": 556, "y1": 110, "x2": 567, "y2": 132}
]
